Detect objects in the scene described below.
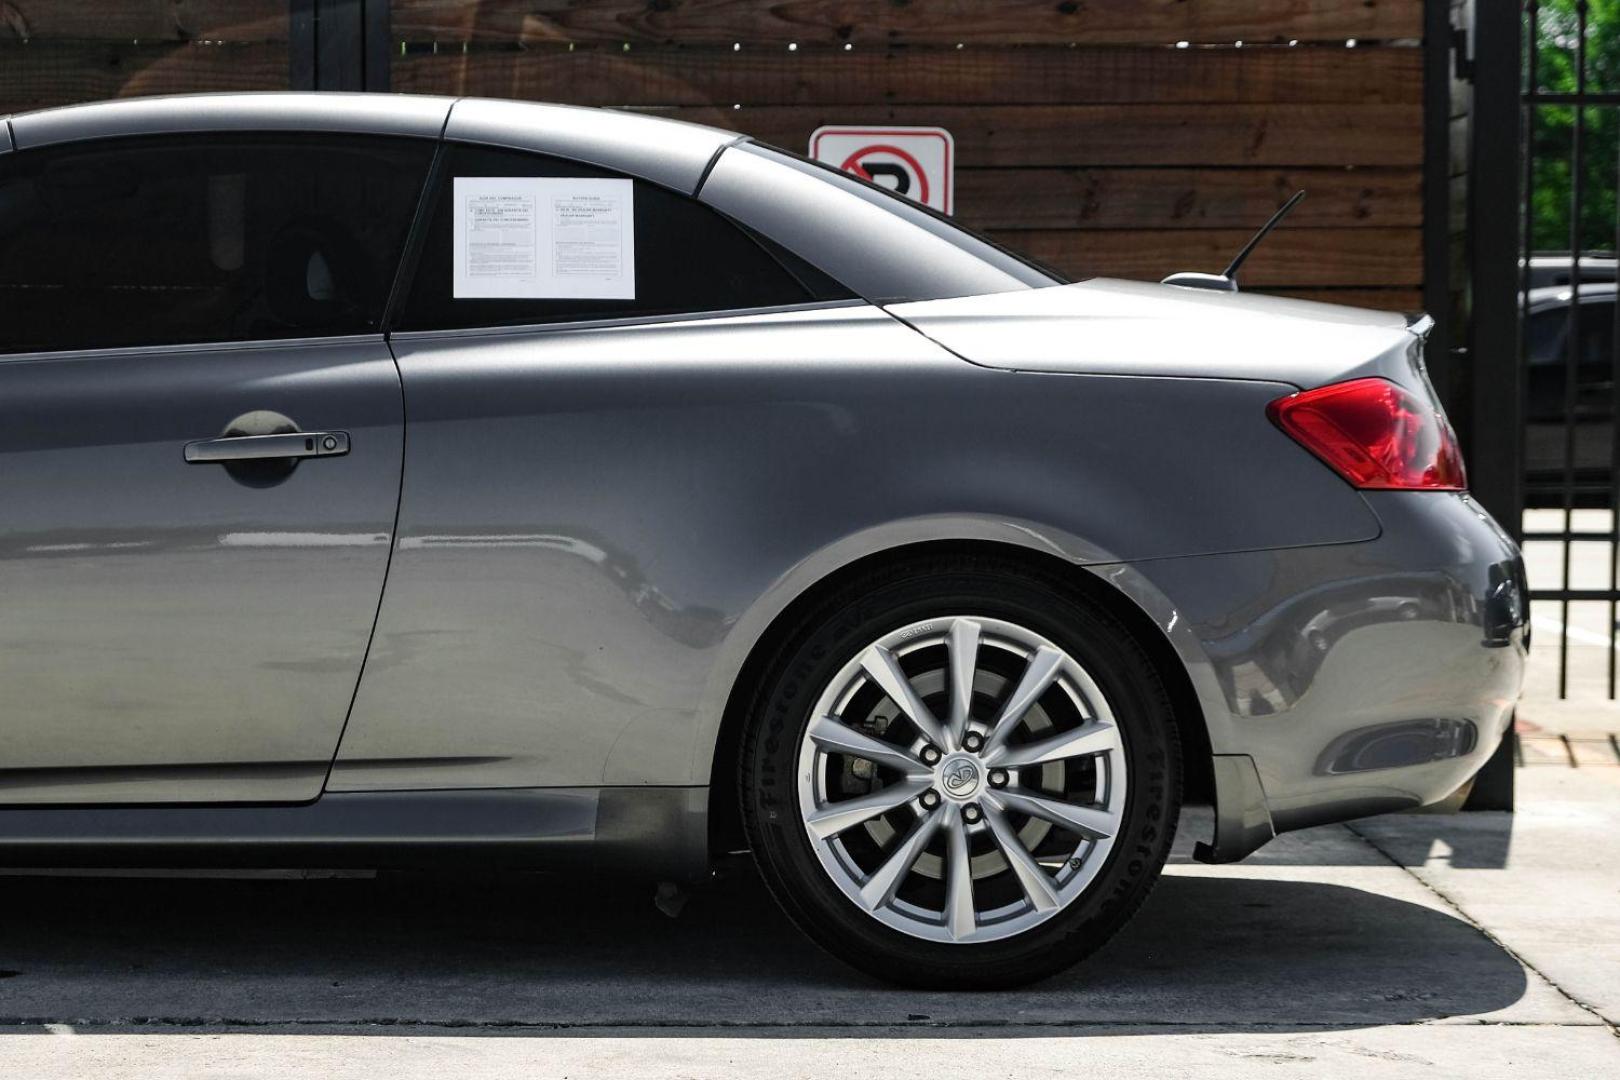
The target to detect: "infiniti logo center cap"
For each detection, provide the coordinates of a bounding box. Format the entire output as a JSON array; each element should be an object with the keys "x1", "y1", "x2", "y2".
[{"x1": 940, "y1": 755, "x2": 982, "y2": 799}]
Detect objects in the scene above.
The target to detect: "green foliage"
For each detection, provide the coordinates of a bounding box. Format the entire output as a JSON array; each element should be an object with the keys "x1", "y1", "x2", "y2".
[{"x1": 1531, "y1": 0, "x2": 1620, "y2": 252}]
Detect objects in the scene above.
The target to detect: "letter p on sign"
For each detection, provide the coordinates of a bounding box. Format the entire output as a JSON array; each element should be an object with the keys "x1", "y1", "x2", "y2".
[{"x1": 809, "y1": 127, "x2": 955, "y2": 215}]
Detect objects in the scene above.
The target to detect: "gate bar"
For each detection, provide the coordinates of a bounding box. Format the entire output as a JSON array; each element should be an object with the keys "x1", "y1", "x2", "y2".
[{"x1": 1468, "y1": 1, "x2": 1525, "y2": 540}]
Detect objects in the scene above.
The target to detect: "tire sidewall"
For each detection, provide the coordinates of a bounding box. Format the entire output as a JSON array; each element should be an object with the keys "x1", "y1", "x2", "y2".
[{"x1": 742, "y1": 564, "x2": 1179, "y2": 985}]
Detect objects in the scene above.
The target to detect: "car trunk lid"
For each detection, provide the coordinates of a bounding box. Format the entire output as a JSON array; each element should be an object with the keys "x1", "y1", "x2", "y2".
[{"x1": 886, "y1": 277, "x2": 1430, "y2": 394}]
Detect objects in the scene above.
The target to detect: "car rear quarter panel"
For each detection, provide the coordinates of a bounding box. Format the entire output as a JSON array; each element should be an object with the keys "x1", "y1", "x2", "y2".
[
  {"x1": 332, "y1": 305, "x2": 1378, "y2": 791},
  {"x1": 1102, "y1": 491, "x2": 1525, "y2": 831}
]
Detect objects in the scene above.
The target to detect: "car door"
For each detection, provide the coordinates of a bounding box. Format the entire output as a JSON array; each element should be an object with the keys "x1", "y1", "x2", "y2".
[
  {"x1": 328, "y1": 141, "x2": 861, "y2": 792},
  {"x1": 0, "y1": 132, "x2": 434, "y2": 804}
]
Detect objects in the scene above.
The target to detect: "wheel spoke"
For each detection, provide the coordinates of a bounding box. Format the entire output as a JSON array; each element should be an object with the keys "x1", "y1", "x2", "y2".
[
  {"x1": 946, "y1": 618, "x2": 982, "y2": 747},
  {"x1": 944, "y1": 805, "x2": 977, "y2": 940},
  {"x1": 799, "y1": 617, "x2": 1129, "y2": 942},
  {"x1": 987, "y1": 719, "x2": 1117, "y2": 769},
  {"x1": 981, "y1": 645, "x2": 1065, "y2": 755},
  {"x1": 860, "y1": 644, "x2": 950, "y2": 750},
  {"x1": 858, "y1": 805, "x2": 944, "y2": 911},
  {"x1": 990, "y1": 788, "x2": 1116, "y2": 842},
  {"x1": 983, "y1": 804, "x2": 1061, "y2": 912},
  {"x1": 805, "y1": 715, "x2": 930, "y2": 779},
  {"x1": 806, "y1": 779, "x2": 930, "y2": 840}
]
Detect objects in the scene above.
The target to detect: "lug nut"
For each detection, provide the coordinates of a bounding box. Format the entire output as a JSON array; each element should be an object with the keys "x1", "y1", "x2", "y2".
[
  {"x1": 989, "y1": 768, "x2": 1009, "y2": 788},
  {"x1": 920, "y1": 745, "x2": 942, "y2": 765},
  {"x1": 962, "y1": 804, "x2": 982, "y2": 824},
  {"x1": 963, "y1": 732, "x2": 984, "y2": 753},
  {"x1": 921, "y1": 790, "x2": 941, "y2": 809}
]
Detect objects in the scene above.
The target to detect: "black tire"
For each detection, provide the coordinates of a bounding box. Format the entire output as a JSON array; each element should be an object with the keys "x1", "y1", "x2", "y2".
[
  {"x1": 739, "y1": 554, "x2": 1182, "y2": 989},
  {"x1": 1462, "y1": 720, "x2": 1516, "y2": 811}
]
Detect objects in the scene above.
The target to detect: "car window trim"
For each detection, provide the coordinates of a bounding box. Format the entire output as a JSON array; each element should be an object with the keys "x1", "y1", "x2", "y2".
[
  {"x1": 385, "y1": 297, "x2": 871, "y2": 345},
  {"x1": 381, "y1": 137, "x2": 450, "y2": 333},
  {"x1": 0, "y1": 332, "x2": 391, "y2": 366}
]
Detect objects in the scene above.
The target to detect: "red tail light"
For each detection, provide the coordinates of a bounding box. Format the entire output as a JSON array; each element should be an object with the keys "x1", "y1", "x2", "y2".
[{"x1": 1267, "y1": 377, "x2": 1466, "y2": 491}]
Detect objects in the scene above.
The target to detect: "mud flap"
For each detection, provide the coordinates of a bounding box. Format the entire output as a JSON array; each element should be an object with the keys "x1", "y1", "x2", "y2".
[{"x1": 1192, "y1": 754, "x2": 1276, "y2": 864}]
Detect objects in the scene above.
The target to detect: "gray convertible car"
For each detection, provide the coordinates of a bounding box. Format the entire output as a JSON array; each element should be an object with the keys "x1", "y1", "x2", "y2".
[{"x1": 0, "y1": 93, "x2": 1525, "y2": 988}]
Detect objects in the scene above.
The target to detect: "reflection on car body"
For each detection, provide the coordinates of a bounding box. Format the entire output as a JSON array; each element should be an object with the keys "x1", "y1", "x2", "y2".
[{"x1": 0, "y1": 94, "x2": 1526, "y2": 988}]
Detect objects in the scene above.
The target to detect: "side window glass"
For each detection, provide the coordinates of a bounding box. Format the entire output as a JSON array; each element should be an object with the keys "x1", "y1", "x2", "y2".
[
  {"x1": 0, "y1": 135, "x2": 433, "y2": 355},
  {"x1": 394, "y1": 144, "x2": 849, "y2": 333}
]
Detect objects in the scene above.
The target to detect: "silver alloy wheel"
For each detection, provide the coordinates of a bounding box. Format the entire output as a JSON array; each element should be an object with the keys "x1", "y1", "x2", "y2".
[{"x1": 797, "y1": 616, "x2": 1127, "y2": 944}]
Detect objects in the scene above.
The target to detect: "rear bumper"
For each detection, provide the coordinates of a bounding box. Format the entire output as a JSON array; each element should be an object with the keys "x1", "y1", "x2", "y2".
[{"x1": 1100, "y1": 492, "x2": 1526, "y2": 857}]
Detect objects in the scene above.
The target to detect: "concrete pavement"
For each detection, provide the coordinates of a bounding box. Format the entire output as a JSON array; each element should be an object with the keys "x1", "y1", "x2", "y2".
[
  {"x1": 3, "y1": 1025, "x2": 1616, "y2": 1080},
  {"x1": 0, "y1": 766, "x2": 1615, "y2": 1077}
]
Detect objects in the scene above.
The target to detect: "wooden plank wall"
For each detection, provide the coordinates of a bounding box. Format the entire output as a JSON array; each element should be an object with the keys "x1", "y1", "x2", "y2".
[
  {"x1": 0, "y1": 3, "x2": 289, "y2": 107},
  {"x1": 393, "y1": 0, "x2": 1426, "y2": 310},
  {"x1": 0, "y1": 1, "x2": 1426, "y2": 310}
]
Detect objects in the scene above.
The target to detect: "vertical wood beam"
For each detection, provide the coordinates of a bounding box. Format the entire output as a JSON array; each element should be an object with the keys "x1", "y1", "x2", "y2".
[{"x1": 290, "y1": 0, "x2": 390, "y2": 92}]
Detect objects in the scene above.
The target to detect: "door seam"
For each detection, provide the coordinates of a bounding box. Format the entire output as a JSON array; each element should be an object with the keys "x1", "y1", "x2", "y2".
[{"x1": 320, "y1": 337, "x2": 410, "y2": 792}]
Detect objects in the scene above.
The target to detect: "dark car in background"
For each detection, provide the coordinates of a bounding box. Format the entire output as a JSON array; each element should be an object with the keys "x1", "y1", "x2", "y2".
[{"x1": 1525, "y1": 276, "x2": 1617, "y2": 507}]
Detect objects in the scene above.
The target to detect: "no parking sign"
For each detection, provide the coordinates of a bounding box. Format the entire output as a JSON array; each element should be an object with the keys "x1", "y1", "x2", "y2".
[{"x1": 809, "y1": 126, "x2": 955, "y2": 215}]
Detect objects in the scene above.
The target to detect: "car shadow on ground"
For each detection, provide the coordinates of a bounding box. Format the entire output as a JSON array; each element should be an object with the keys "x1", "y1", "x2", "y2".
[
  {"x1": 1346, "y1": 810, "x2": 1517, "y2": 869},
  {"x1": 1178, "y1": 804, "x2": 1516, "y2": 870},
  {"x1": 0, "y1": 849, "x2": 1527, "y2": 1034}
]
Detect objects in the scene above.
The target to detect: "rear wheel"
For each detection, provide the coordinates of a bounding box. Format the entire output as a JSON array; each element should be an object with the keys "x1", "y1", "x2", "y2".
[{"x1": 739, "y1": 556, "x2": 1181, "y2": 988}]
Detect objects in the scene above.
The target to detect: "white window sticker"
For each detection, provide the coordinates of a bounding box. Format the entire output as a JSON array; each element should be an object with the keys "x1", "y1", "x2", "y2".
[{"x1": 452, "y1": 177, "x2": 635, "y2": 300}]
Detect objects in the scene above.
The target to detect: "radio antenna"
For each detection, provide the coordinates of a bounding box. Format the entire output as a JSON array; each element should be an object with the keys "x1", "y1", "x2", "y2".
[{"x1": 1223, "y1": 190, "x2": 1307, "y2": 282}]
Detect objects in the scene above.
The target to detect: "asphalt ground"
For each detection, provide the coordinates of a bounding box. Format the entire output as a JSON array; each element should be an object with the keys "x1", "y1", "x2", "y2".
[{"x1": 0, "y1": 762, "x2": 1614, "y2": 1077}]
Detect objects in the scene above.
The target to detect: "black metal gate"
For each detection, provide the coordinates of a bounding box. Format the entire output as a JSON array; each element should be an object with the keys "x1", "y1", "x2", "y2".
[
  {"x1": 1509, "y1": 2, "x2": 1620, "y2": 699},
  {"x1": 1464, "y1": 2, "x2": 1620, "y2": 701}
]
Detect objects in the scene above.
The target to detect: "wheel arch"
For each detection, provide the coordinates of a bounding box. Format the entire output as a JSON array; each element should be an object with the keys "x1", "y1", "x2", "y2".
[{"x1": 703, "y1": 537, "x2": 1216, "y2": 859}]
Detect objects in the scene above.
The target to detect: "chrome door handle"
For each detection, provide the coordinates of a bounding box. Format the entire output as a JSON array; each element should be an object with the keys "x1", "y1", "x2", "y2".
[{"x1": 184, "y1": 431, "x2": 350, "y2": 464}]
